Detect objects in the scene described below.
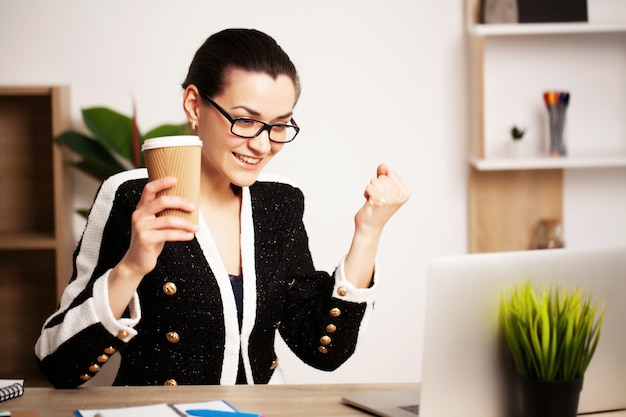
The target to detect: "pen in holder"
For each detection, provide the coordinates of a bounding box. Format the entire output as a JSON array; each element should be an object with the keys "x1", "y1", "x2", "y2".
[{"x1": 543, "y1": 90, "x2": 569, "y2": 157}]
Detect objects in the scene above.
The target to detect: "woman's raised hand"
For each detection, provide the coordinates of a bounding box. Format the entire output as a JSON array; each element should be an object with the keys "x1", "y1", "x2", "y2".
[
  {"x1": 344, "y1": 164, "x2": 410, "y2": 289},
  {"x1": 356, "y1": 163, "x2": 410, "y2": 236}
]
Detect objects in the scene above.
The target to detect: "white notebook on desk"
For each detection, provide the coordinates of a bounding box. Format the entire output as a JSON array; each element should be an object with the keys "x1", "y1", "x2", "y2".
[
  {"x1": 74, "y1": 400, "x2": 238, "y2": 417},
  {"x1": 343, "y1": 246, "x2": 626, "y2": 417},
  {"x1": 0, "y1": 379, "x2": 24, "y2": 403}
]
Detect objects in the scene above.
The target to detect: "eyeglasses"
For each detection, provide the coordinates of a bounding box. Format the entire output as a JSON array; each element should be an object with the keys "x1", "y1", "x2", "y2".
[{"x1": 200, "y1": 93, "x2": 300, "y2": 143}]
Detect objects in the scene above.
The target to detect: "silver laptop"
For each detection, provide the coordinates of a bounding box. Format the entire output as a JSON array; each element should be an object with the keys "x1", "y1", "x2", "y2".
[{"x1": 343, "y1": 246, "x2": 626, "y2": 417}]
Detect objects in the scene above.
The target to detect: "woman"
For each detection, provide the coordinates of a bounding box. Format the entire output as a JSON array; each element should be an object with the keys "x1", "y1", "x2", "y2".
[{"x1": 35, "y1": 28, "x2": 409, "y2": 388}]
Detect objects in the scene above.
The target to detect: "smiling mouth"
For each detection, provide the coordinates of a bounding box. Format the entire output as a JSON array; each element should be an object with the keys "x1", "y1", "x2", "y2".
[{"x1": 234, "y1": 152, "x2": 262, "y2": 165}]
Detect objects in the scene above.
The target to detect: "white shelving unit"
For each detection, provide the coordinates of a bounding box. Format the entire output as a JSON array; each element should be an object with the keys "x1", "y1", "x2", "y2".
[
  {"x1": 465, "y1": 0, "x2": 626, "y2": 253},
  {"x1": 469, "y1": 21, "x2": 626, "y2": 170}
]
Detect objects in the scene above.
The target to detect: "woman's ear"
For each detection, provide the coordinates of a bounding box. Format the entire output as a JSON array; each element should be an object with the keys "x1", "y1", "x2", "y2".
[{"x1": 183, "y1": 85, "x2": 201, "y2": 129}]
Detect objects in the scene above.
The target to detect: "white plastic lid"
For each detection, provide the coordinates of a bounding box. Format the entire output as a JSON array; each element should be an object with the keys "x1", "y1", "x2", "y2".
[{"x1": 141, "y1": 135, "x2": 202, "y2": 151}]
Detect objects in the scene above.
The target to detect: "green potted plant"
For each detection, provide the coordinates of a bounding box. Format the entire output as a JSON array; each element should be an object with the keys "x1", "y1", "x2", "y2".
[
  {"x1": 499, "y1": 280, "x2": 604, "y2": 417},
  {"x1": 510, "y1": 125, "x2": 526, "y2": 141},
  {"x1": 504, "y1": 125, "x2": 526, "y2": 158},
  {"x1": 507, "y1": 125, "x2": 527, "y2": 158},
  {"x1": 56, "y1": 106, "x2": 189, "y2": 216}
]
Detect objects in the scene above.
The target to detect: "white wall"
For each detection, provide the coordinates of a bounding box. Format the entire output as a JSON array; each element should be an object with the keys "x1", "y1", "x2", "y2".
[
  {"x1": 1, "y1": 0, "x2": 468, "y2": 384},
  {"x1": 1, "y1": 0, "x2": 623, "y2": 386}
]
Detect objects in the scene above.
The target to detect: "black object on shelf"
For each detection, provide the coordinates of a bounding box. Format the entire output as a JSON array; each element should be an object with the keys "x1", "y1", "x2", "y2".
[{"x1": 517, "y1": 0, "x2": 588, "y2": 23}]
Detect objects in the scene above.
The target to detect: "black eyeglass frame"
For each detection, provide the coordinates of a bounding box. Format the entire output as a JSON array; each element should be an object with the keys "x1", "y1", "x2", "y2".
[{"x1": 200, "y1": 93, "x2": 300, "y2": 144}]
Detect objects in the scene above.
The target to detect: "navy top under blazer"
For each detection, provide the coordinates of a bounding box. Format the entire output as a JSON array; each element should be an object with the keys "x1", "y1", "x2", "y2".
[{"x1": 35, "y1": 169, "x2": 377, "y2": 388}]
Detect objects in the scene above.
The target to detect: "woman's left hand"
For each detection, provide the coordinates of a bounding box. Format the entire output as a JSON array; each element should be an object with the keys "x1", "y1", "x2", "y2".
[
  {"x1": 356, "y1": 163, "x2": 410, "y2": 236},
  {"x1": 344, "y1": 164, "x2": 410, "y2": 288}
]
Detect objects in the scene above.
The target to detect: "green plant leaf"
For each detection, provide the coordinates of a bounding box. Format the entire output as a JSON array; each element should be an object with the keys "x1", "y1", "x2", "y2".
[
  {"x1": 139, "y1": 123, "x2": 190, "y2": 167},
  {"x1": 530, "y1": 313, "x2": 546, "y2": 378},
  {"x1": 513, "y1": 313, "x2": 539, "y2": 376},
  {"x1": 143, "y1": 123, "x2": 190, "y2": 140},
  {"x1": 581, "y1": 310, "x2": 604, "y2": 373},
  {"x1": 56, "y1": 131, "x2": 127, "y2": 180},
  {"x1": 500, "y1": 296, "x2": 528, "y2": 376},
  {"x1": 73, "y1": 160, "x2": 119, "y2": 181},
  {"x1": 76, "y1": 208, "x2": 90, "y2": 218},
  {"x1": 131, "y1": 104, "x2": 141, "y2": 168},
  {"x1": 82, "y1": 107, "x2": 134, "y2": 162},
  {"x1": 540, "y1": 293, "x2": 551, "y2": 365}
]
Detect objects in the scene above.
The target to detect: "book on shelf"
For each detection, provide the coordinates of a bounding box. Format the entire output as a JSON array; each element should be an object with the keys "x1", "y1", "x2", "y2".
[{"x1": 0, "y1": 380, "x2": 24, "y2": 403}]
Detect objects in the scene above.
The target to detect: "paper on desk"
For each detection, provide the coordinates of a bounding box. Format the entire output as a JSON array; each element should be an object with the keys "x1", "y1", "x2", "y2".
[
  {"x1": 173, "y1": 400, "x2": 239, "y2": 414},
  {"x1": 74, "y1": 400, "x2": 237, "y2": 417},
  {"x1": 0, "y1": 380, "x2": 23, "y2": 388}
]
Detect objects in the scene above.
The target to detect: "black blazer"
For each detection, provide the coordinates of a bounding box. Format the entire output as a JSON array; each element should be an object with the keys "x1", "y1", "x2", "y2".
[{"x1": 35, "y1": 169, "x2": 375, "y2": 388}]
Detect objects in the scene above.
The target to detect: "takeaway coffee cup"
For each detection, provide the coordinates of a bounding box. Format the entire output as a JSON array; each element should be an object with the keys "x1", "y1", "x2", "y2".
[{"x1": 141, "y1": 135, "x2": 203, "y2": 224}]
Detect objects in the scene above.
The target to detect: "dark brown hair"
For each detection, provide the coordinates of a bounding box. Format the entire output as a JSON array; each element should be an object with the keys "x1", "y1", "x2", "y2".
[{"x1": 182, "y1": 28, "x2": 300, "y2": 101}]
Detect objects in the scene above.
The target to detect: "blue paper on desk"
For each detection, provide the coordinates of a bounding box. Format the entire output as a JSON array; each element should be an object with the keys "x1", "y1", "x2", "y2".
[
  {"x1": 74, "y1": 399, "x2": 263, "y2": 417},
  {"x1": 186, "y1": 410, "x2": 263, "y2": 417}
]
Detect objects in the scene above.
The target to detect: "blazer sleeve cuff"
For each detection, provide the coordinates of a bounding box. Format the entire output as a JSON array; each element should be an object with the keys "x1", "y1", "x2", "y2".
[
  {"x1": 93, "y1": 269, "x2": 141, "y2": 342},
  {"x1": 332, "y1": 256, "x2": 378, "y2": 304}
]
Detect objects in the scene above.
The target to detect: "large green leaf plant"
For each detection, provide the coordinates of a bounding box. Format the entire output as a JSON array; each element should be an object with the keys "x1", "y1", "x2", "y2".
[
  {"x1": 500, "y1": 280, "x2": 604, "y2": 381},
  {"x1": 56, "y1": 106, "x2": 189, "y2": 216},
  {"x1": 56, "y1": 106, "x2": 189, "y2": 182}
]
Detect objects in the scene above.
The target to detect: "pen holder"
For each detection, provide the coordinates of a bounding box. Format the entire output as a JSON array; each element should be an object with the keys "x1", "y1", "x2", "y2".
[
  {"x1": 548, "y1": 109, "x2": 567, "y2": 156},
  {"x1": 543, "y1": 90, "x2": 569, "y2": 157}
]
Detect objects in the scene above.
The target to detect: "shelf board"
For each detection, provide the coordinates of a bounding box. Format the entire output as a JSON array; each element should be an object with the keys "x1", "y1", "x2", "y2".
[
  {"x1": 0, "y1": 232, "x2": 57, "y2": 250},
  {"x1": 0, "y1": 86, "x2": 54, "y2": 96},
  {"x1": 470, "y1": 22, "x2": 626, "y2": 37},
  {"x1": 469, "y1": 155, "x2": 626, "y2": 171}
]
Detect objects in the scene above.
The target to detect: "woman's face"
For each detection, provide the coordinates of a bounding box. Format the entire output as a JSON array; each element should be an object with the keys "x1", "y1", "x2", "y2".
[{"x1": 197, "y1": 68, "x2": 297, "y2": 188}]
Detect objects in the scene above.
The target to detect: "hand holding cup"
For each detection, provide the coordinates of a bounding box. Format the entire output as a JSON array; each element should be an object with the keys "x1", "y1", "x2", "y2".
[{"x1": 142, "y1": 135, "x2": 203, "y2": 223}]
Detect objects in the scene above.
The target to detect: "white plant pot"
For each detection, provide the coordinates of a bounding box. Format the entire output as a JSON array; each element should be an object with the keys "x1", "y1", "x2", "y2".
[{"x1": 506, "y1": 140, "x2": 526, "y2": 158}]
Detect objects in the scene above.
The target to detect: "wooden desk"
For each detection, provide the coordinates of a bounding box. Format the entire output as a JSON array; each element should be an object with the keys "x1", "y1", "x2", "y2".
[{"x1": 1, "y1": 383, "x2": 419, "y2": 417}]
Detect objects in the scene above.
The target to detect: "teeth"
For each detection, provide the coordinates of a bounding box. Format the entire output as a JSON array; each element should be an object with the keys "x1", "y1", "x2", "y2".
[{"x1": 235, "y1": 153, "x2": 261, "y2": 165}]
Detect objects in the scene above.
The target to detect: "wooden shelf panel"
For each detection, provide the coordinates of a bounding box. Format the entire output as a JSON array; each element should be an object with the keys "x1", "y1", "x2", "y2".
[
  {"x1": 0, "y1": 86, "x2": 53, "y2": 96},
  {"x1": 469, "y1": 168, "x2": 563, "y2": 253},
  {"x1": 0, "y1": 85, "x2": 71, "y2": 386},
  {"x1": 0, "y1": 249, "x2": 56, "y2": 386},
  {"x1": 470, "y1": 155, "x2": 626, "y2": 171},
  {"x1": 0, "y1": 232, "x2": 57, "y2": 249},
  {"x1": 0, "y1": 94, "x2": 55, "y2": 235}
]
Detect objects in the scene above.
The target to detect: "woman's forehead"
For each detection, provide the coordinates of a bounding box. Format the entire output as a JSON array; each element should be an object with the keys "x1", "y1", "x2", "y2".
[{"x1": 217, "y1": 68, "x2": 297, "y2": 113}]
